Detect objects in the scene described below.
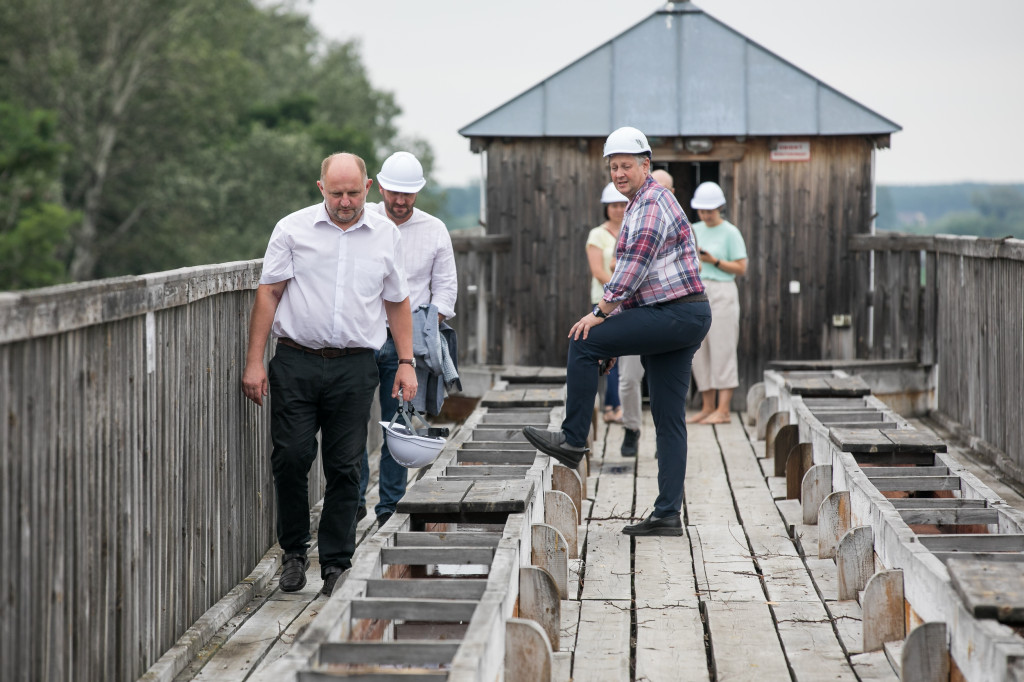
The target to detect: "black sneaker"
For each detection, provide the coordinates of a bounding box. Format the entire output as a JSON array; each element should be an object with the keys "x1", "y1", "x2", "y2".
[
  {"x1": 279, "y1": 552, "x2": 309, "y2": 592},
  {"x1": 321, "y1": 566, "x2": 345, "y2": 597},
  {"x1": 377, "y1": 512, "x2": 392, "y2": 528},
  {"x1": 621, "y1": 428, "x2": 640, "y2": 457},
  {"x1": 622, "y1": 513, "x2": 683, "y2": 536},
  {"x1": 522, "y1": 426, "x2": 587, "y2": 469}
]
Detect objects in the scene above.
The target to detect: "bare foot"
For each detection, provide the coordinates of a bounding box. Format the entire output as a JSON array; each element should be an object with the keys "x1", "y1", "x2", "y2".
[
  {"x1": 699, "y1": 412, "x2": 731, "y2": 425},
  {"x1": 687, "y1": 411, "x2": 714, "y2": 424},
  {"x1": 603, "y1": 406, "x2": 623, "y2": 424}
]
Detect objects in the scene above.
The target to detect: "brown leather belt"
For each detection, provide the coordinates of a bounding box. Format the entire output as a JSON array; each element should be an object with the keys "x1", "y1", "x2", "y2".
[{"x1": 278, "y1": 337, "x2": 371, "y2": 358}]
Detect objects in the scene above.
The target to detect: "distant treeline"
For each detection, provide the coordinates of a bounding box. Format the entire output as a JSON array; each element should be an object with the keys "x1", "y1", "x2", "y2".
[{"x1": 876, "y1": 183, "x2": 1024, "y2": 238}]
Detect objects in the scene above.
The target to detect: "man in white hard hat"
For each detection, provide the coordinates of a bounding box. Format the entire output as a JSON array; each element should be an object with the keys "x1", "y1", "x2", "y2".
[
  {"x1": 523, "y1": 127, "x2": 711, "y2": 537},
  {"x1": 358, "y1": 151, "x2": 458, "y2": 528},
  {"x1": 242, "y1": 152, "x2": 417, "y2": 597}
]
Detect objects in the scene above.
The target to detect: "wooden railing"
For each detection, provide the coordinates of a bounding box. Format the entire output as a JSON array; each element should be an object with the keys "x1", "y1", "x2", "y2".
[
  {"x1": 849, "y1": 233, "x2": 1024, "y2": 480},
  {"x1": 449, "y1": 232, "x2": 511, "y2": 365},
  {"x1": 0, "y1": 261, "x2": 319, "y2": 682}
]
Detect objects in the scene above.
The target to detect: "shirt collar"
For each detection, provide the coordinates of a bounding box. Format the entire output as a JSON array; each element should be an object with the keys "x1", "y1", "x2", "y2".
[
  {"x1": 315, "y1": 202, "x2": 376, "y2": 231},
  {"x1": 627, "y1": 174, "x2": 658, "y2": 211}
]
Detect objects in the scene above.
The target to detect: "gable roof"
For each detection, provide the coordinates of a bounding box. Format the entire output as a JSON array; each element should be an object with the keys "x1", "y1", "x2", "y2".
[{"x1": 459, "y1": 1, "x2": 900, "y2": 139}]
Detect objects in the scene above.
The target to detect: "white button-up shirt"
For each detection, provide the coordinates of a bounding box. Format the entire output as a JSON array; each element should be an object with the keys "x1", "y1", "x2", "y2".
[
  {"x1": 259, "y1": 202, "x2": 409, "y2": 350},
  {"x1": 367, "y1": 203, "x2": 458, "y2": 319}
]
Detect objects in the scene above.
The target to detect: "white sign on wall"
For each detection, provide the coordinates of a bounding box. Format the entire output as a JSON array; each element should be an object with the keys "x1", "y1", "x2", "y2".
[{"x1": 770, "y1": 141, "x2": 811, "y2": 162}]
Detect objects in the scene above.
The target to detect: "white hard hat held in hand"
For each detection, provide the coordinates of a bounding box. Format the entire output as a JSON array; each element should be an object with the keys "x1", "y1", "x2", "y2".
[
  {"x1": 691, "y1": 182, "x2": 726, "y2": 210},
  {"x1": 603, "y1": 126, "x2": 651, "y2": 158},
  {"x1": 377, "y1": 151, "x2": 426, "y2": 193}
]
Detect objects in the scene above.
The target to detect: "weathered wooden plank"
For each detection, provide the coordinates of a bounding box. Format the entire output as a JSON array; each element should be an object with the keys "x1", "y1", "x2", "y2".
[
  {"x1": 896, "y1": 622, "x2": 949, "y2": 682},
  {"x1": 837, "y1": 526, "x2": 874, "y2": 601},
  {"x1": 545, "y1": 491, "x2": 579, "y2": 560},
  {"x1": 393, "y1": 532, "x2": 501, "y2": 547},
  {"x1": 364, "y1": 579, "x2": 487, "y2": 600},
  {"x1": 819, "y1": 491, "x2": 851, "y2": 559},
  {"x1": 504, "y1": 618, "x2": 552, "y2": 682},
  {"x1": 572, "y1": 600, "x2": 630, "y2": 682},
  {"x1": 918, "y1": 534, "x2": 1024, "y2": 552},
  {"x1": 395, "y1": 480, "x2": 472, "y2": 514},
  {"x1": 704, "y1": 601, "x2": 791, "y2": 680},
  {"x1": 635, "y1": 606, "x2": 709, "y2": 682},
  {"x1": 691, "y1": 524, "x2": 766, "y2": 602},
  {"x1": 817, "y1": 411, "x2": 888, "y2": 423},
  {"x1": 316, "y1": 641, "x2": 460, "y2": 665},
  {"x1": 862, "y1": 570, "x2": 905, "y2": 652},
  {"x1": 772, "y1": 424, "x2": 800, "y2": 477},
  {"x1": 456, "y1": 450, "x2": 536, "y2": 465},
  {"x1": 948, "y1": 558, "x2": 1024, "y2": 623},
  {"x1": 880, "y1": 429, "x2": 947, "y2": 453},
  {"x1": 460, "y1": 441, "x2": 536, "y2": 451},
  {"x1": 380, "y1": 547, "x2": 495, "y2": 566},
  {"x1": 802, "y1": 464, "x2": 832, "y2": 525},
  {"x1": 634, "y1": 535, "x2": 698, "y2": 608},
  {"x1": 519, "y1": 566, "x2": 561, "y2": 650},
  {"x1": 866, "y1": 475, "x2": 961, "y2": 492},
  {"x1": 756, "y1": 396, "x2": 779, "y2": 440},
  {"x1": 829, "y1": 428, "x2": 896, "y2": 454},
  {"x1": 551, "y1": 466, "x2": 583, "y2": 523},
  {"x1": 580, "y1": 521, "x2": 632, "y2": 602},
  {"x1": 531, "y1": 524, "x2": 569, "y2": 600},
  {"x1": 350, "y1": 598, "x2": 478, "y2": 622},
  {"x1": 193, "y1": 599, "x2": 307, "y2": 682},
  {"x1": 773, "y1": 600, "x2": 858, "y2": 681},
  {"x1": 786, "y1": 442, "x2": 813, "y2": 499},
  {"x1": 745, "y1": 382, "x2": 765, "y2": 427},
  {"x1": 765, "y1": 412, "x2": 791, "y2": 461}
]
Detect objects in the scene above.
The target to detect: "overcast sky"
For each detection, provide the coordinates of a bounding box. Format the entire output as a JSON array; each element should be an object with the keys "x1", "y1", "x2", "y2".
[{"x1": 303, "y1": 0, "x2": 1024, "y2": 188}]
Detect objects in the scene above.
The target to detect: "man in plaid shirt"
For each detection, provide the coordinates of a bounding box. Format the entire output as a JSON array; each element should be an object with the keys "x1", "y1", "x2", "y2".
[{"x1": 524, "y1": 126, "x2": 712, "y2": 537}]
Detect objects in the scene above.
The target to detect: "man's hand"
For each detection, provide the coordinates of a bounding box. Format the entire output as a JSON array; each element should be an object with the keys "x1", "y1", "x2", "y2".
[
  {"x1": 242, "y1": 362, "x2": 269, "y2": 406},
  {"x1": 393, "y1": 363, "x2": 418, "y2": 401},
  {"x1": 569, "y1": 312, "x2": 605, "y2": 340}
]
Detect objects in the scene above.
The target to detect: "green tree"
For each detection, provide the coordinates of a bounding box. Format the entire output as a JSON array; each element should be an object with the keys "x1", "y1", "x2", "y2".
[{"x1": 0, "y1": 102, "x2": 78, "y2": 289}]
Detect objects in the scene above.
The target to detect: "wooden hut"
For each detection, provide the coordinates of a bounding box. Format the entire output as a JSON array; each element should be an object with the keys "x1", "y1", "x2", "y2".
[{"x1": 458, "y1": 0, "x2": 900, "y2": 407}]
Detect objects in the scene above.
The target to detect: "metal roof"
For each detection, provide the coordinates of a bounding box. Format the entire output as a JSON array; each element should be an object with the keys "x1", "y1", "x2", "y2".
[{"x1": 459, "y1": 1, "x2": 901, "y2": 139}]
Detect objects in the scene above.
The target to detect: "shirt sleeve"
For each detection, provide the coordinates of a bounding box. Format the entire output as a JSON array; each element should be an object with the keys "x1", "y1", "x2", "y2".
[
  {"x1": 429, "y1": 224, "x2": 459, "y2": 319},
  {"x1": 259, "y1": 223, "x2": 294, "y2": 284},
  {"x1": 602, "y1": 200, "x2": 666, "y2": 303},
  {"x1": 382, "y1": 229, "x2": 410, "y2": 303},
  {"x1": 729, "y1": 225, "x2": 748, "y2": 261}
]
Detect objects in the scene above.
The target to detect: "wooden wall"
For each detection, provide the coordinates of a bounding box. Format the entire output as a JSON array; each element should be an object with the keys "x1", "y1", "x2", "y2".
[
  {"x1": 850, "y1": 233, "x2": 1024, "y2": 482},
  {"x1": 0, "y1": 262, "x2": 323, "y2": 682},
  {"x1": 478, "y1": 136, "x2": 876, "y2": 404}
]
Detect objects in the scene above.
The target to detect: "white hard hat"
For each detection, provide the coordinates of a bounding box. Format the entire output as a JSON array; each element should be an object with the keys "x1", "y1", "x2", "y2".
[
  {"x1": 377, "y1": 151, "x2": 426, "y2": 193},
  {"x1": 603, "y1": 126, "x2": 652, "y2": 158},
  {"x1": 379, "y1": 421, "x2": 445, "y2": 468},
  {"x1": 691, "y1": 182, "x2": 726, "y2": 210},
  {"x1": 600, "y1": 183, "x2": 628, "y2": 204}
]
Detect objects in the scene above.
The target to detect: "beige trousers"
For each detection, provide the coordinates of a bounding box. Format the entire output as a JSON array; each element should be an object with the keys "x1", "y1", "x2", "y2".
[{"x1": 691, "y1": 279, "x2": 740, "y2": 391}]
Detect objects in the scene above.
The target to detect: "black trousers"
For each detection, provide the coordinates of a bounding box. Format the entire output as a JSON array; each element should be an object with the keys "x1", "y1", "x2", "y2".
[{"x1": 268, "y1": 344, "x2": 378, "y2": 574}]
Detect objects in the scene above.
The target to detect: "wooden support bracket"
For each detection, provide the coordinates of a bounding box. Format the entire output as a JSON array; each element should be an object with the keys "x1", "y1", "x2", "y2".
[
  {"x1": 837, "y1": 525, "x2": 874, "y2": 600},
  {"x1": 818, "y1": 490, "x2": 851, "y2": 559},
  {"x1": 765, "y1": 412, "x2": 791, "y2": 460},
  {"x1": 519, "y1": 566, "x2": 561, "y2": 650},
  {"x1": 801, "y1": 464, "x2": 832, "y2": 525},
  {"x1": 551, "y1": 466, "x2": 583, "y2": 523},
  {"x1": 756, "y1": 396, "x2": 779, "y2": 440},
  {"x1": 900, "y1": 622, "x2": 949, "y2": 682},
  {"x1": 862, "y1": 569, "x2": 905, "y2": 652},
  {"x1": 772, "y1": 424, "x2": 800, "y2": 477},
  {"x1": 785, "y1": 442, "x2": 813, "y2": 499},
  {"x1": 745, "y1": 381, "x2": 765, "y2": 426},
  {"x1": 531, "y1": 524, "x2": 568, "y2": 599},
  {"x1": 505, "y1": 618, "x2": 553, "y2": 682},
  {"x1": 544, "y1": 490, "x2": 579, "y2": 559}
]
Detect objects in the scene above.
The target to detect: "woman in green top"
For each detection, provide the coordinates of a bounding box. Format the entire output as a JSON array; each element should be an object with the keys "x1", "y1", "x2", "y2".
[
  {"x1": 687, "y1": 181, "x2": 748, "y2": 425},
  {"x1": 586, "y1": 183, "x2": 628, "y2": 423}
]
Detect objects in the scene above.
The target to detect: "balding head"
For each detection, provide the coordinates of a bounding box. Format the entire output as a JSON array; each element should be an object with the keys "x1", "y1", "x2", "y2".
[
  {"x1": 651, "y1": 170, "x2": 674, "y2": 193},
  {"x1": 321, "y1": 152, "x2": 368, "y2": 184},
  {"x1": 318, "y1": 152, "x2": 372, "y2": 229}
]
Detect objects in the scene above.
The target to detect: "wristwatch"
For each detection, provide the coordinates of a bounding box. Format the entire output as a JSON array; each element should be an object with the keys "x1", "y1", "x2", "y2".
[
  {"x1": 592, "y1": 304, "x2": 608, "y2": 319},
  {"x1": 399, "y1": 358, "x2": 416, "y2": 368}
]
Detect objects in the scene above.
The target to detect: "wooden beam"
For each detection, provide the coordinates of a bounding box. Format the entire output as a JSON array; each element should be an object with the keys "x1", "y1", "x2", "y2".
[
  {"x1": 899, "y1": 622, "x2": 949, "y2": 682},
  {"x1": 802, "y1": 464, "x2": 832, "y2": 525},
  {"x1": 786, "y1": 442, "x2": 813, "y2": 499},
  {"x1": 544, "y1": 490, "x2": 579, "y2": 559},
  {"x1": 531, "y1": 524, "x2": 568, "y2": 599},
  {"x1": 772, "y1": 424, "x2": 799, "y2": 477},
  {"x1": 838, "y1": 526, "x2": 874, "y2": 600},
  {"x1": 756, "y1": 396, "x2": 779, "y2": 440},
  {"x1": 350, "y1": 598, "x2": 478, "y2": 622},
  {"x1": 504, "y1": 618, "x2": 552, "y2": 682},
  {"x1": 551, "y1": 466, "x2": 583, "y2": 524},
  {"x1": 519, "y1": 566, "x2": 561, "y2": 650},
  {"x1": 819, "y1": 490, "x2": 851, "y2": 559}
]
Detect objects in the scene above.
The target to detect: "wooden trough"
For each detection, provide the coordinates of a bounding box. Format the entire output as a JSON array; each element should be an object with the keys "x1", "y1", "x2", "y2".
[
  {"x1": 759, "y1": 368, "x2": 1024, "y2": 681},
  {"x1": 256, "y1": 369, "x2": 575, "y2": 681}
]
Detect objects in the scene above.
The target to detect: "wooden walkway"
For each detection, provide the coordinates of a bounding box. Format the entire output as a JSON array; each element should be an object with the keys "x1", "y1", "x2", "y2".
[{"x1": 154, "y1": 396, "x2": 1023, "y2": 681}]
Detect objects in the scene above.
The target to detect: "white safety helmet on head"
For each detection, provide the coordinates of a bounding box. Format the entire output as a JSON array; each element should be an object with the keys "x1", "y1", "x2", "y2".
[
  {"x1": 600, "y1": 183, "x2": 628, "y2": 204},
  {"x1": 603, "y1": 126, "x2": 652, "y2": 158},
  {"x1": 691, "y1": 181, "x2": 726, "y2": 210},
  {"x1": 377, "y1": 151, "x2": 426, "y2": 193}
]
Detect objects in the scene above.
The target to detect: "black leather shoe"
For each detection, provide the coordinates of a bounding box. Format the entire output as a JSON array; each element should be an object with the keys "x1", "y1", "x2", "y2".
[
  {"x1": 522, "y1": 427, "x2": 587, "y2": 469},
  {"x1": 622, "y1": 514, "x2": 683, "y2": 536},
  {"x1": 377, "y1": 512, "x2": 392, "y2": 528},
  {"x1": 321, "y1": 566, "x2": 345, "y2": 597},
  {"x1": 356, "y1": 504, "x2": 367, "y2": 522},
  {"x1": 279, "y1": 552, "x2": 309, "y2": 592},
  {"x1": 621, "y1": 428, "x2": 639, "y2": 457}
]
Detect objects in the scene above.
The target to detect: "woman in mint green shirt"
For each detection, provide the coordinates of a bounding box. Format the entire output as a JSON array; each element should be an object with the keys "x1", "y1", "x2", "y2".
[{"x1": 686, "y1": 182, "x2": 748, "y2": 425}]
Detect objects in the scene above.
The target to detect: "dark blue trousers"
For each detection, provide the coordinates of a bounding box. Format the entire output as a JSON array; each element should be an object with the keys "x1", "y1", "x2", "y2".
[
  {"x1": 268, "y1": 344, "x2": 378, "y2": 574},
  {"x1": 562, "y1": 298, "x2": 711, "y2": 516}
]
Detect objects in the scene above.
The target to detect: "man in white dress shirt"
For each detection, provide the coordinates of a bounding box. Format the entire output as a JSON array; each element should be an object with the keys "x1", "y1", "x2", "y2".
[
  {"x1": 358, "y1": 151, "x2": 458, "y2": 528},
  {"x1": 242, "y1": 152, "x2": 417, "y2": 596}
]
